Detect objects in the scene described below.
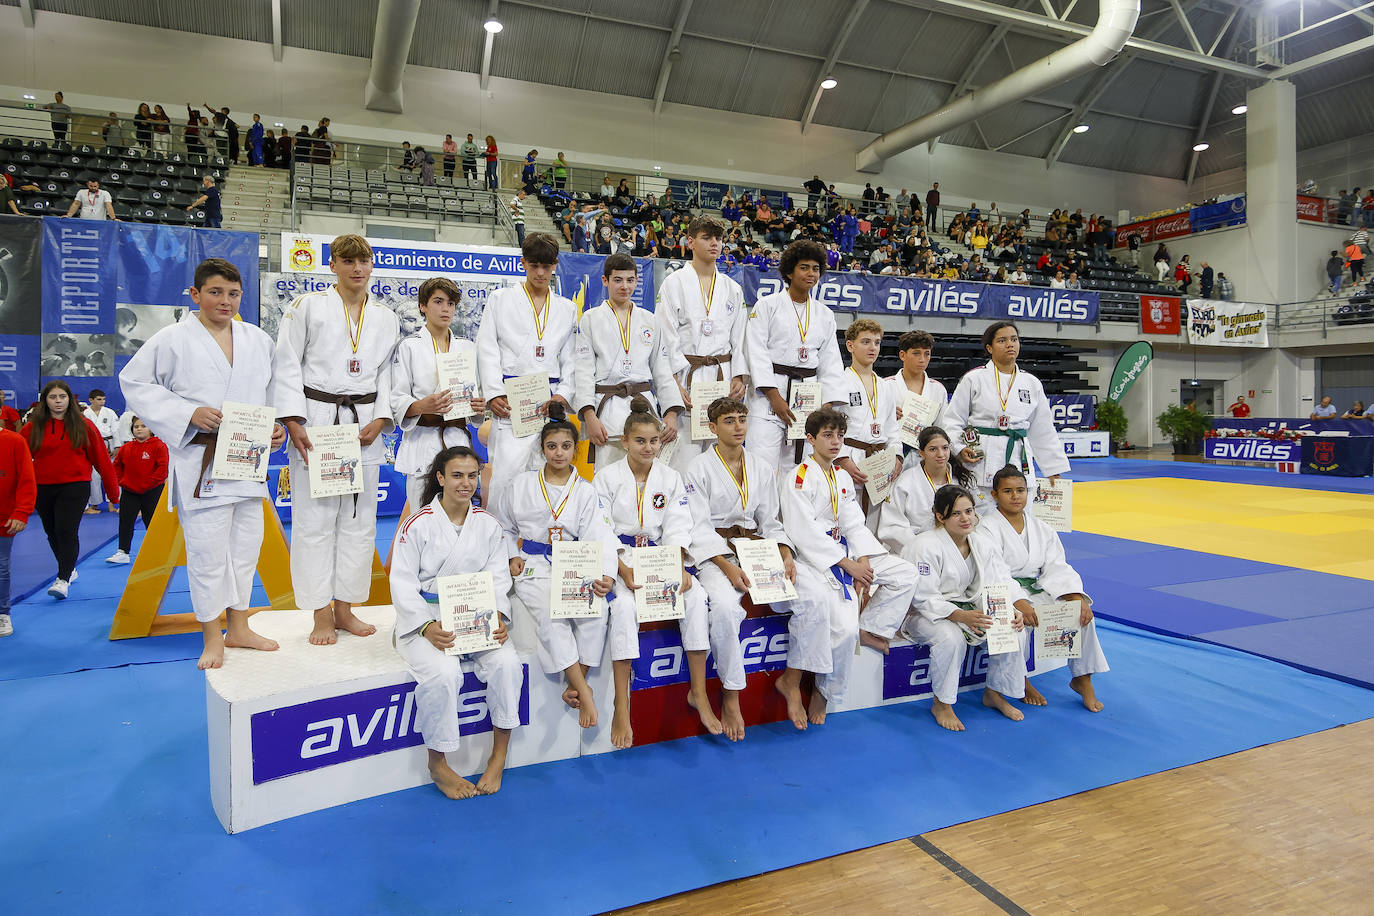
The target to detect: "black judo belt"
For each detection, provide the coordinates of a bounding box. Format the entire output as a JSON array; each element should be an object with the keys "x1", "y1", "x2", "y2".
[{"x1": 303, "y1": 386, "x2": 379, "y2": 515}]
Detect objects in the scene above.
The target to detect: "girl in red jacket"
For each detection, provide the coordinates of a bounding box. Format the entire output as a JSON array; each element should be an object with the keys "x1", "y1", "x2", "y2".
[
  {"x1": 106, "y1": 416, "x2": 168, "y2": 565},
  {"x1": 21, "y1": 381, "x2": 119, "y2": 599},
  {"x1": 0, "y1": 425, "x2": 37, "y2": 636}
]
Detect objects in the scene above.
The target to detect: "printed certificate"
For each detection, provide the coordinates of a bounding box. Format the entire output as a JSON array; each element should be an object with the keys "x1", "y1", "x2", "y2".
[
  {"x1": 1032, "y1": 478, "x2": 1073, "y2": 532},
  {"x1": 211, "y1": 401, "x2": 275, "y2": 482},
  {"x1": 982, "y1": 583, "x2": 1019, "y2": 655},
  {"x1": 860, "y1": 447, "x2": 899, "y2": 505},
  {"x1": 689, "y1": 379, "x2": 730, "y2": 441},
  {"x1": 437, "y1": 572, "x2": 502, "y2": 655},
  {"x1": 785, "y1": 381, "x2": 823, "y2": 441},
  {"x1": 435, "y1": 349, "x2": 479, "y2": 421},
  {"x1": 898, "y1": 391, "x2": 939, "y2": 448},
  {"x1": 632, "y1": 545, "x2": 686, "y2": 622},
  {"x1": 306, "y1": 424, "x2": 364, "y2": 498},
  {"x1": 550, "y1": 540, "x2": 607, "y2": 619},
  {"x1": 505, "y1": 372, "x2": 549, "y2": 439},
  {"x1": 1035, "y1": 600, "x2": 1083, "y2": 660},
  {"x1": 735, "y1": 538, "x2": 798, "y2": 605}
]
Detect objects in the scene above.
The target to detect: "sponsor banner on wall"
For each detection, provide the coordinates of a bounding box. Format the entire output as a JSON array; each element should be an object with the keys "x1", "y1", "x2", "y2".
[
  {"x1": 281, "y1": 234, "x2": 524, "y2": 280},
  {"x1": 0, "y1": 215, "x2": 42, "y2": 408},
  {"x1": 1117, "y1": 210, "x2": 1194, "y2": 247},
  {"x1": 1296, "y1": 195, "x2": 1332, "y2": 222},
  {"x1": 1107, "y1": 341, "x2": 1153, "y2": 402},
  {"x1": 1204, "y1": 437, "x2": 1300, "y2": 463},
  {"x1": 40, "y1": 218, "x2": 260, "y2": 412},
  {"x1": 1212, "y1": 417, "x2": 1374, "y2": 436},
  {"x1": 1140, "y1": 294, "x2": 1181, "y2": 335},
  {"x1": 1047, "y1": 394, "x2": 1095, "y2": 429},
  {"x1": 1190, "y1": 197, "x2": 1247, "y2": 232},
  {"x1": 1300, "y1": 436, "x2": 1374, "y2": 477},
  {"x1": 1186, "y1": 299, "x2": 1268, "y2": 347},
  {"x1": 554, "y1": 252, "x2": 656, "y2": 314}
]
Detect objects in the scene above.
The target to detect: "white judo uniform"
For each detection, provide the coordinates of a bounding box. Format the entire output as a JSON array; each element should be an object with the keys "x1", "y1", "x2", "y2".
[
  {"x1": 273, "y1": 288, "x2": 400, "y2": 611},
  {"x1": 684, "y1": 447, "x2": 829, "y2": 691},
  {"x1": 878, "y1": 465, "x2": 987, "y2": 555},
  {"x1": 390, "y1": 328, "x2": 476, "y2": 510},
  {"x1": 944, "y1": 361, "x2": 1068, "y2": 507},
  {"x1": 475, "y1": 284, "x2": 578, "y2": 515},
  {"x1": 83, "y1": 404, "x2": 119, "y2": 506},
  {"x1": 119, "y1": 312, "x2": 276, "y2": 623},
  {"x1": 884, "y1": 372, "x2": 948, "y2": 450},
  {"x1": 655, "y1": 265, "x2": 747, "y2": 471},
  {"x1": 574, "y1": 301, "x2": 682, "y2": 467},
  {"x1": 496, "y1": 469, "x2": 618, "y2": 674},
  {"x1": 835, "y1": 368, "x2": 900, "y2": 467},
  {"x1": 389, "y1": 501, "x2": 524, "y2": 752},
  {"x1": 592, "y1": 458, "x2": 707, "y2": 661},
  {"x1": 902, "y1": 528, "x2": 1029, "y2": 705},
  {"x1": 744, "y1": 291, "x2": 845, "y2": 468},
  {"x1": 979, "y1": 509, "x2": 1109, "y2": 680},
  {"x1": 780, "y1": 459, "x2": 917, "y2": 701}
]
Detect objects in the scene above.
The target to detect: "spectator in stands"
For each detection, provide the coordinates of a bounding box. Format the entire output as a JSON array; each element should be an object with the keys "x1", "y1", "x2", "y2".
[
  {"x1": 1125, "y1": 229, "x2": 1141, "y2": 267},
  {"x1": 1050, "y1": 269, "x2": 1067, "y2": 289},
  {"x1": 0, "y1": 416, "x2": 34, "y2": 636},
  {"x1": 925, "y1": 182, "x2": 940, "y2": 230},
  {"x1": 967, "y1": 202, "x2": 981, "y2": 223},
  {"x1": 104, "y1": 416, "x2": 167, "y2": 566},
  {"x1": 1154, "y1": 242, "x2": 1171, "y2": 282},
  {"x1": 43, "y1": 91, "x2": 72, "y2": 142},
  {"x1": 509, "y1": 188, "x2": 527, "y2": 245},
  {"x1": 399, "y1": 141, "x2": 417, "y2": 172},
  {"x1": 417, "y1": 146, "x2": 436, "y2": 186},
  {"x1": 455, "y1": 133, "x2": 477, "y2": 183},
  {"x1": 99, "y1": 111, "x2": 125, "y2": 148},
  {"x1": 1010, "y1": 265, "x2": 1029, "y2": 285},
  {"x1": 1199, "y1": 261, "x2": 1214, "y2": 298},
  {"x1": 875, "y1": 186, "x2": 890, "y2": 215},
  {"x1": 1337, "y1": 190, "x2": 1354, "y2": 225},
  {"x1": 63, "y1": 179, "x2": 116, "y2": 221},
  {"x1": 553, "y1": 153, "x2": 569, "y2": 190},
  {"x1": 186, "y1": 175, "x2": 222, "y2": 228},
  {"x1": 1065, "y1": 270, "x2": 1082, "y2": 291},
  {"x1": 1226, "y1": 395, "x2": 1251, "y2": 418},
  {"x1": 1036, "y1": 250, "x2": 1053, "y2": 275},
  {"x1": 1346, "y1": 239, "x2": 1365, "y2": 284},
  {"x1": 614, "y1": 179, "x2": 632, "y2": 209},
  {"x1": 292, "y1": 125, "x2": 311, "y2": 163},
  {"x1": 276, "y1": 129, "x2": 292, "y2": 167},
  {"x1": 521, "y1": 150, "x2": 538, "y2": 192},
  {"x1": 1088, "y1": 221, "x2": 1112, "y2": 262},
  {"x1": 1327, "y1": 250, "x2": 1346, "y2": 295},
  {"x1": 1363, "y1": 189, "x2": 1374, "y2": 228},
  {"x1": 1342, "y1": 400, "x2": 1366, "y2": 419},
  {"x1": 245, "y1": 114, "x2": 265, "y2": 166},
  {"x1": 598, "y1": 175, "x2": 614, "y2": 202},
  {"x1": 441, "y1": 134, "x2": 457, "y2": 179},
  {"x1": 1217, "y1": 271, "x2": 1234, "y2": 300},
  {"x1": 896, "y1": 188, "x2": 910, "y2": 212},
  {"x1": 860, "y1": 182, "x2": 875, "y2": 214},
  {"x1": 1175, "y1": 255, "x2": 1192, "y2": 294},
  {"x1": 262, "y1": 130, "x2": 277, "y2": 168},
  {"x1": 1311, "y1": 396, "x2": 1338, "y2": 419},
  {"x1": 313, "y1": 118, "x2": 333, "y2": 164},
  {"x1": 484, "y1": 135, "x2": 498, "y2": 189},
  {"x1": 0, "y1": 392, "x2": 20, "y2": 432},
  {"x1": 204, "y1": 104, "x2": 239, "y2": 163},
  {"x1": 804, "y1": 175, "x2": 826, "y2": 210},
  {"x1": 185, "y1": 105, "x2": 206, "y2": 156}
]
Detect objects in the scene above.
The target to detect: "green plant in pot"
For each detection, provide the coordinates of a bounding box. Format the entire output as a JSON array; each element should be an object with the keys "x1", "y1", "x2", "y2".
[
  {"x1": 1156, "y1": 403, "x2": 1210, "y2": 455},
  {"x1": 1095, "y1": 399, "x2": 1128, "y2": 452}
]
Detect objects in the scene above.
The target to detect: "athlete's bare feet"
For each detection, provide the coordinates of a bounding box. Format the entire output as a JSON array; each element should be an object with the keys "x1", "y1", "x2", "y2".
[
  {"x1": 982, "y1": 688, "x2": 1025, "y2": 721},
  {"x1": 562, "y1": 685, "x2": 580, "y2": 709},
  {"x1": 1022, "y1": 679, "x2": 1048, "y2": 706},
  {"x1": 774, "y1": 669, "x2": 808, "y2": 730},
  {"x1": 721, "y1": 691, "x2": 745, "y2": 742},
  {"x1": 332, "y1": 603, "x2": 377, "y2": 638},
  {"x1": 476, "y1": 749, "x2": 507, "y2": 795},
  {"x1": 198, "y1": 627, "x2": 225, "y2": 670},
  {"x1": 931, "y1": 698, "x2": 964, "y2": 731},
  {"x1": 577, "y1": 689, "x2": 598, "y2": 729},
  {"x1": 309, "y1": 606, "x2": 337, "y2": 646},
  {"x1": 859, "y1": 629, "x2": 891, "y2": 655},
  {"x1": 1070, "y1": 674, "x2": 1104, "y2": 712},
  {"x1": 224, "y1": 625, "x2": 279, "y2": 652},
  {"x1": 428, "y1": 752, "x2": 476, "y2": 800},
  {"x1": 686, "y1": 689, "x2": 724, "y2": 735},
  {"x1": 611, "y1": 700, "x2": 633, "y2": 749},
  {"x1": 807, "y1": 689, "x2": 828, "y2": 725}
]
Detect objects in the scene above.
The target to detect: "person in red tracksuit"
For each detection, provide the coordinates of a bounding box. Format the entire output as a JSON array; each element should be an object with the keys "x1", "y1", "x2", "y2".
[
  {"x1": 0, "y1": 426, "x2": 37, "y2": 636},
  {"x1": 106, "y1": 416, "x2": 168, "y2": 566},
  {"x1": 21, "y1": 380, "x2": 119, "y2": 599},
  {"x1": 0, "y1": 390, "x2": 20, "y2": 432}
]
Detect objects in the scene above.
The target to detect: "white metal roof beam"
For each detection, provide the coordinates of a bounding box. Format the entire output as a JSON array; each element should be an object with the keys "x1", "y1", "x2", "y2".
[
  {"x1": 18, "y1": 0, "x2": 33, "y2": 28},
  {"x1": 479, "y1": 0, "x2": 500, "y2": 91},
  {"x1": 1184, "y1": 15, "x2": 1239, "y2": 185},
  {"x1": 1168, "y1": 0, "x2": 1204, "y2": 53},
  {"x1": 652, "y1": 0, "x2": 694, "y2": 114},
  {"x1": 1271, "y1": 33, "x2": 1374, "y2": 78},
  {"x1": 801, "y1": 0, "x2": 869, "y2": 132},
  {"x1": 1324, "y1": 0, "x2": 1374, "y2": 31},
  {"x1": 270, "y1": 0, "x2": 283, "y2": 62}
]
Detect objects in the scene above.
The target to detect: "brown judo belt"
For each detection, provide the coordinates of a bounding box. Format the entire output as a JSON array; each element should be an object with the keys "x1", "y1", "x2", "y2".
[
  {"x1": 587, "y1": 381, "x2": 651, "y2": 462},
  {"x1": 772, "y1": 362, "x2": 818, "y2": 462},
  {"x1": 683, "y1": 353, "x2": 727, "y2": 388},
  {"x1": 843, "y1": 437, "x2": 885, "y2": 513},
  {"x1": 191, "y1": 432, "x2": 217, "y2": 498},
  {"x1": 715, "y1": 524, "x2": 761, "y2": 543}
]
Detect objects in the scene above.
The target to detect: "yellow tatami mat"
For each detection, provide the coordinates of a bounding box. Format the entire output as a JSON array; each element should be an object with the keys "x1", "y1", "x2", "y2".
[{"x1": 1074, "y1": 478, "x2": 1374, "y2": 581}]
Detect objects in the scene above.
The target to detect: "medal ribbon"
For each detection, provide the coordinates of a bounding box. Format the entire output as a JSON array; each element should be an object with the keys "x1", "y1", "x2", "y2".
[
  {"x1": 343, "y1": 299, "x2": 366, "y2": 354},
  {"x1": 614, "y1": 305, "x2": 633, "y2": 356},
  {"x1": 538, "y1": 470, "x2": 577, "y2": 522},
  {"x1": 635, "y1": 480, "x2": 646, "y2": 529},
  {"x1": 850, "y1": 367, "x2": 878, "y2": 422},
  {"x1": 524, "y1": 282, "x2": 549, "y2": 341},
  {"x1": 791, "y1": 298, "x2": 811, "y2": 347},
  {"x1": 994, "y1": 365, "x2": 1017, "y2": 417},
  {"x1": 821, "y1": 462, "x2": 840, "y2": 522},
  {"x1": 700, "y1": 273, "x2": 716, "y2": 317},
  {"x1": 713, "y1": 445, "x2": 748, "y2": 511},
  {"x1": 431, "y1": 329, "x2": 450, "y2": 385},
  {"x1": 923, "y1": 463, "x2": 951, "y2": 494}
]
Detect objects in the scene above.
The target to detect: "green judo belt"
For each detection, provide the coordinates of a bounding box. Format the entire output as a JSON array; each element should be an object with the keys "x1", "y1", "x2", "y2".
[
  {"x1": 1014, "y1": 576, "x2": 1044, "y2": 595},
  {"x1": 973, "y1": 426, "x2": 1029, "y2": 472}
]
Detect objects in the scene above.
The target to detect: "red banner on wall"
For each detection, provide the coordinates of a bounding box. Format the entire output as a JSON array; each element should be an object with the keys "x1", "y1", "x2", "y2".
[
  {"x1": 1117, "y1": 210, "x2": 1193, "y2": 247},
  {"x1": 1139, "y1": 294, "x2": 1182, "y2": 335},
  {"x1": 1296, "y1": 195, "x2": 1331, "y2": 222}
]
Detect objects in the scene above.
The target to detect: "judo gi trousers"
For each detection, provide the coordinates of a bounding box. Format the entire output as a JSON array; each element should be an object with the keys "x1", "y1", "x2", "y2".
[
  {"x1": 181, "y1": 498, "x2": 264, "y2": 624},
  {"x1": 607, "y1": 571, "x2": 708, "y2": 660},
  {"x1": 513, "y1": 573, "x2": 608, "y2": 674},
  {"x1": 394, "y1": 629, "x2": 523, "y2": 752},
  {"x1": 902, "y1": 615, "x2": 1026, "y2": 704},
  {"x1": 289, "y1": 457, "x2": 379, "y2": 610}
]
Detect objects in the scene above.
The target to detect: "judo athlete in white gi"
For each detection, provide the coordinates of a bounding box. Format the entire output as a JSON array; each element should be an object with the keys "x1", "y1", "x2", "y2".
[
  {"x1": 781, "y1": 407, "x2": 917, "y2": 724},
  {"x1": 274, "y1": 234, "x2": 399, "y2": 646},
  {"x1": 390, "y1": 446, "x2": 523, "y2": 798},
  {"x1": 654, "y1": 215, "x2": 748, "y2": 471},
  {"x1": 593, "y1": 398, "x2": 715, "y2": 748},
  {"x1": 475, "y1": 233, "x2": 577, "y2": 518},
  {"x1": 885, "y1": 329, "x2": 948, "y2": 450},
  {"x1": 575, "y1": 253, "x2": 683, "y2": 469},
  {"x1": 984, "y1": 466, "x2": 1107, "y2": 712},
  {"x1": 685, "y1": 397, "x2": 828, "y2": 738},
  {"x1": 119, "y1": 258, "x2": 287, "y2": 670},
  {"x1": 902, "y1": 485, "x2": 1036, "y2": 732},
  {"x1": 390, "y1": 277, "x2": 485, "y2": 513},
  {"x1": 832, "y1": 319, "x2": 902, "y2": 519},
  {"x1": 496, "y1": 407, "x2": 616, "y2": 729},
  {"x1": 944, "y1": 321, "x2": 1068, "y2": 509},
  {"x1": 879, "y1": 425, "x2": 984, "y2": 554},
  {"x1": 82, "y1": 391, "x2": 120, "y2": 512},
  {"x1": 744, "y1": 240, "x2": 845, "y2": 469}
]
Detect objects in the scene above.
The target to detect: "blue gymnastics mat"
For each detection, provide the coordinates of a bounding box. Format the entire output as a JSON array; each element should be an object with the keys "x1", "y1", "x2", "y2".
[
  {"x1": 1065, "y1": 456, "x2": 1374, "y2": 493},
  {"x1": 4, "y1": 621, "x2": 1373, "y2": 916}
]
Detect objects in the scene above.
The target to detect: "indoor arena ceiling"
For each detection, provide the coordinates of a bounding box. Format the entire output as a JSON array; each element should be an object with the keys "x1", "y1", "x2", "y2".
[{"x1": 14, "y1": 0, "x2": 1374, "y2": 181}]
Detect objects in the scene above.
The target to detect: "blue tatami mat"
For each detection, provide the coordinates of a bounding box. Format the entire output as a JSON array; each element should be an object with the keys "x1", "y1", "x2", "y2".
[
  {"x1": 9, "y1": 511, "x2": 119, "y2": 603},
  {"x1": 1072, "y1": 549, "x2": 1288, "y2": 588},
  {"x1": 1158, "y1": 569, "x2": 1374, "y2": 619},
  {"x1": 1198, "y1": 609, "x2": 1374, "y2": 690},
  {"x1": 1081, "y1": 575, "x2": 1286, "y2": 636},
  {"x1": 4, "y1": 621, "x2": 1373, "y2": 916},
  {"x1": 1065, "y1": 456, "x2": 1374, "y2": 493}
]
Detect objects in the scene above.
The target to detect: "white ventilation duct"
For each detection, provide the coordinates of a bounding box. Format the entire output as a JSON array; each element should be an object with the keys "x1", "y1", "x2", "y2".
[
  {"x1": 855, "y1": 0, "x2": 1140, "y2": 172},
  {"x1": 364, "y1": 0, "x2": 424, "y2": 113}
]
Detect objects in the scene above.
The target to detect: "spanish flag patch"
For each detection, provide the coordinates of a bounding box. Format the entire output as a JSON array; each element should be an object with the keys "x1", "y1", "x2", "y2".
[{"x1": 794, "y1": 464, "x2": 808, "y2": 489}]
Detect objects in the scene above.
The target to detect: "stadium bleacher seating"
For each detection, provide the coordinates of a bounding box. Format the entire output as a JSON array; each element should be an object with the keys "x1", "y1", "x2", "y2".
[{"x1": 291, "y1": 163, "x2": 500, "y2": 222}]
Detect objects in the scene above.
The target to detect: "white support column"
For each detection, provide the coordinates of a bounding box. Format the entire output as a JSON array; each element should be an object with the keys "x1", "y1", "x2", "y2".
[{"x1": 1245, "y1": 80, "x2": 1298, "y2": 306}]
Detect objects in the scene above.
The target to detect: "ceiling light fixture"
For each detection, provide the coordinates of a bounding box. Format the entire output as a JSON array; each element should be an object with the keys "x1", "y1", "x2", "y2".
[
  {"x1": 22, "y1": 93, "x2": 35, "y2": 100},
  {"x1": 1231, "y1": 104, "x2": 1247, "y2": 115},
  {"x1": 820, "y1": 78, "x2": 838, "y2": 90},
  {"x1": 483, "y1": 18, "x2": 503, "y2": 34},
  {"x1": 1072, "y1": 124, "x2": 1090, "y2": 134},
  {"x1": 1192, "y1": 142, "x2": 1210, "y2": 152}
]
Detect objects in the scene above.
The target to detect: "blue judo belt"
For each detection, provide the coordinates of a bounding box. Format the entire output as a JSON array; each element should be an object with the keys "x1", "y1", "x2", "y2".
[
  {"x1": 829, "y1": 535, "x2": 853, "y2": 600},
  {"x1": 420, "y1": 591, "x2": 439, "y2": 603},
  {"x1": 522, "y1": 538, "x2": 617, "y2": 602}
]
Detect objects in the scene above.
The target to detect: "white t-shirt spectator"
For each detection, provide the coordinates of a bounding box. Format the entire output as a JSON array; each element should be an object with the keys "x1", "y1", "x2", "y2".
[
  {"x1": 1312, "y1": 402, "x2": 1338, "y2": 419},
  {"x1": 509, "y1": 194, "x2": 525, "y2": 224},
  {"x1": 1010, "y1": 269, "x2": 1029, "y2": 284},
  {"x1": 76, "y1": 188, "x2": 113, "y2": 220},
  {"x1": 1050, "y1": 276, "x2": 1067, "y2": 289}
]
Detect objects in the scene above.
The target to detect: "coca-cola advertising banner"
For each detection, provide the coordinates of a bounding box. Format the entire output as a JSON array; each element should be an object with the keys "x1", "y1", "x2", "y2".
[
  {"x1": 1296, "y1": 195, "x2": 1333, "y2": 222},
  {"x1": 1116, "y1": 210, "x2": 1193, "y2": 246},
  {"x1": 1139, "y1": 294, "x2": 1181, "y2": 335}
]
